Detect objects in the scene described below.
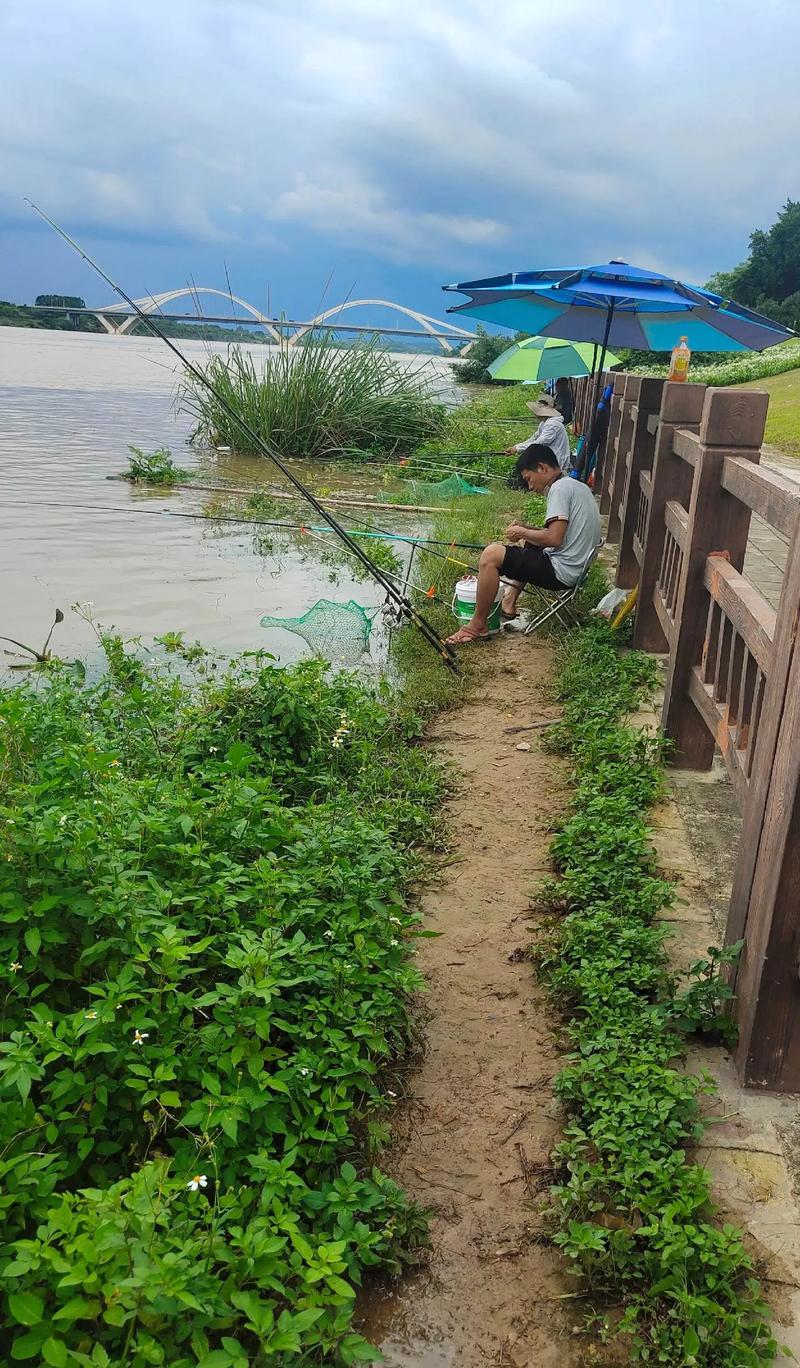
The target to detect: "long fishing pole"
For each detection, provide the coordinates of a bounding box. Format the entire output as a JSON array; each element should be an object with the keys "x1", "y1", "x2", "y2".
[
  {"x1": 26, "y1": 201, "x2": 458, "y2": 673},
  {"x1": 3, "y1": 496, "x2": 484, "y2": 550}
]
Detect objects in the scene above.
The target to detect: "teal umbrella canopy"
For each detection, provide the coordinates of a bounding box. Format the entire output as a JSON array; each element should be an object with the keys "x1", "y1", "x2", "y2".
[{"x1": 445, "y1": 261, "x2": 794, "y2": 353}]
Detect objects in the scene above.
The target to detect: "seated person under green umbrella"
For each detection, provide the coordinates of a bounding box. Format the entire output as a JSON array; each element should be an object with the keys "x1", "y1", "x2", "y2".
[
  {"x1": 506, "y1": 397, "x2": 571, "y2": 472},
  {"x1": 446, "y1": 444, "x2": 601, "y2": 645}
]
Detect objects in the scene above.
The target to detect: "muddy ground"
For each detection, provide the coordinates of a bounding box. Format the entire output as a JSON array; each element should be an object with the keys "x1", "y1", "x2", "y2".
[{"x1": 358, "y1": 635, "x2": 585, "y2": 1367}]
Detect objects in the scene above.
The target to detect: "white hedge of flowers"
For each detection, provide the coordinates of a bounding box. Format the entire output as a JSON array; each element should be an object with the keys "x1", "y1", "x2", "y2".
[{"x1": 627, "y1": 340, "x2": 800, "y2": 388}]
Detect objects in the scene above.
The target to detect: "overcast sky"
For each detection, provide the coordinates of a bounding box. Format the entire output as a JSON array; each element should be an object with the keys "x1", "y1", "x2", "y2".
[{"x1": 2, "y1": 0, "x2": 799, "y2": 325}]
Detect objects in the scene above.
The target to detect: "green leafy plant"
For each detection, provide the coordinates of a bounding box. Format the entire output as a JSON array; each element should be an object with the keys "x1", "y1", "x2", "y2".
[
  {"x1": 537, "y1": 623, "x2": 780, "y2": 1365},
  {"x1": 0, "y1": 637, "x2": 445, "y2": 1363},
  {"x1": 124, "y1": 445, "x2": 191, "y2": 485}
]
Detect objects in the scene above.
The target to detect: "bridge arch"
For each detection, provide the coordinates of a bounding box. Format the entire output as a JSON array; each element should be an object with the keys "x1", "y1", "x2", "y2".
[
  {"x1": 288, "y1": 299, "x2": 478, "y2": 354},
  {"x1": 95, "y1": 287, "x2": 282, "y2": 341},
  {"x1": 92, "y1": 290, "x2": 477, "y2": 354}
]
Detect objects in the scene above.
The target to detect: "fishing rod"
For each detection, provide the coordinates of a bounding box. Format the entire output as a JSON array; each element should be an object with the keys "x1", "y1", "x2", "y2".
[
  {"x1": 26, "y1": 201, "x2": 458, "y2": 674},
  {"x1": 3, "y1": 496, "x2": 485, "y2": 551},
  {"x1": 1, "y1": 497, "x2": 460, "y2": 615}
]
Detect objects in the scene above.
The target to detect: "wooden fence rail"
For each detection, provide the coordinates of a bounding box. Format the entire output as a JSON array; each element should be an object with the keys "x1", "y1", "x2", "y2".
[{"x1": 599, "y1": 374, "x2": 800, "y2": 1091}]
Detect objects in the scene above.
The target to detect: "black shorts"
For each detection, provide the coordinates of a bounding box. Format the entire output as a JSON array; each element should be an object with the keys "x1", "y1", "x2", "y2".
[{"x1": 500, "y1": 544, "x2": 564, "y2": 589}]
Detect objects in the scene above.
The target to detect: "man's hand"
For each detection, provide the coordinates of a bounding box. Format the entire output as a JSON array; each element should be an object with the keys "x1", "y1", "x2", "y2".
[
  {"x1": 505, "y1": 522, "x2": 530, "y2": 542},
  {"x1": 504, "y1": 445, "x2": 517, "y2": 456}
]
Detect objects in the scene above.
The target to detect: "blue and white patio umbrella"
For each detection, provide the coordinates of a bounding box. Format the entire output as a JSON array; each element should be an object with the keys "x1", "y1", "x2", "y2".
[
  {"x1": 443, "y1": 261, "x2": 795, "y2": 354},
  {"x1": 445, "y1": 261, "x2": 794, "y2": 468}
]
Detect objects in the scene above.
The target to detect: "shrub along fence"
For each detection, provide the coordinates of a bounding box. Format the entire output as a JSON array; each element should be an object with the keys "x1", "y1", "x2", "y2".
[{"x1": 572, "y1": 370, "x2": 800, "y2": 1093}]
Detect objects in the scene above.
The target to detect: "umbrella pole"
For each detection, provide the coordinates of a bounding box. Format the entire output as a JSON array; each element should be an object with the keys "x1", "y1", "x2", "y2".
[
  {"x1": 592, "y1": 303, "x2": 614, "y2": 417},
  {"x1": 582, "y1": 304, "x2": 614, "y2": 484}
]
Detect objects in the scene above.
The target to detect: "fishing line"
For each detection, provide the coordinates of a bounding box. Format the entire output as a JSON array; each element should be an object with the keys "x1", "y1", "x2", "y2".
[
  {"x1": 26, "y1": 201, "x2": 458, "y2": 674},
  {"x1": 2, "y1": 497, "x2": 485, "y2": 552},
  {"x1": 2, "y1": 497, "x2": 458, "y2": 613}
]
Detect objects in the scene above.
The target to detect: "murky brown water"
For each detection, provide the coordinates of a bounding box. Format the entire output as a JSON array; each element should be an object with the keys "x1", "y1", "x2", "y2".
[{"x1": 0, "y1": 328, "x2": 453, "y2": 677}]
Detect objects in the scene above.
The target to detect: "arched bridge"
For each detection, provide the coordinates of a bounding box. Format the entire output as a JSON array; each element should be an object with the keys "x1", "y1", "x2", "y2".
[
  {"x1": 94, "y1": 287, "x2": 283, "y2": 341},
  {"x1": 92, "y1": 288, "x2": 478, "y2": 354},
  {"x1": 287, "y1": 299, "x2": 478, "y2": 353}
]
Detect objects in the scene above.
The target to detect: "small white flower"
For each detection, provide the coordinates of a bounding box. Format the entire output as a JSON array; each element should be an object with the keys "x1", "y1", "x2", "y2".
[
  {"x1": 85, "y1": 1010, "x2": 98, "y2": 1020},
  {"x1": 387, "y1": 1090, "x2": 398, "y2": 1098},
  {"x1": 323, "y1": 930, "x2": 334, "y2": 940},
  {"x1": 9, "y1": 961, "x2": 22, "y2": 974},
  {"x1": 58, "y1": 814, "x2": 68, "y2": 827},
  {"x1": 132, "y1": 1029, "x2": 149, "y2": 1045},
  {"x1": 187, "y1": 1174, "x2": 208, "y2": 1192},
  {"x1": 389, "y1": 917, "x2": 401, "y2": 926},
  {"x1": 389, "y1": 938, "x2": 399, "y2": 947},
  {"x1": 299, "y1": 1067, "x2": 311, "y2": 1077},
  {"x1": 209, "y1": 746, "x2": 218, "y2": 753},
  {"x1": 331, "y1": 736, "x2": 343, "y2": 749}
]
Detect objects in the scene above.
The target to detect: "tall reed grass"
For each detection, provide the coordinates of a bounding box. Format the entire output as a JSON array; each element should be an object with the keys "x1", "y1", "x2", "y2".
[{"x1": 181, "y1": 337, "x2": 447, "y2": 459}]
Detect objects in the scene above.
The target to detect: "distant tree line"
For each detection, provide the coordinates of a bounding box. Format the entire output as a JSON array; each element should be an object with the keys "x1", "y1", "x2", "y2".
[
  {"x1": 707, "y1": 199, "x2": 800, "y2": 332},
  {"x1": 0, "y1": 299, "x2": 441, "y2": 352}
]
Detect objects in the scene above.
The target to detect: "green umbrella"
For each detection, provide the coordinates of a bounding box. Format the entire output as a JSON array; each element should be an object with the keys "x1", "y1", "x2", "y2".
[{"x1": 487, "y1": 335, "x2": 621, "y2": 382}]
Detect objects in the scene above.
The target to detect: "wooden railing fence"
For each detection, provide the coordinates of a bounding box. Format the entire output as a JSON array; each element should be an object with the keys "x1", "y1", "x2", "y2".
[{"x1": 572, "y1": 371, "x2": 800, "y2": 1091}]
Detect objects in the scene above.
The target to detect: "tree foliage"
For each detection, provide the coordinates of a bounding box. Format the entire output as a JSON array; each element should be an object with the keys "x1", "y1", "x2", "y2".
[
  {"x1": 450, "y1": 324, "x2": 525, "y2": 384},
  {"x1": 34, "y1": 294, "x2": 87, "y2": 309},
  {"x1": 706, "y1": 199, "x2": 800, "y2": 330}
]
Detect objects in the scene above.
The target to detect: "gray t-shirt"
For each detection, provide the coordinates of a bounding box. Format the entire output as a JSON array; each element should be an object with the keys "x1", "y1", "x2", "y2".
[{"x1": 544, "y1": 477, "x2": 601, "y2": 585}]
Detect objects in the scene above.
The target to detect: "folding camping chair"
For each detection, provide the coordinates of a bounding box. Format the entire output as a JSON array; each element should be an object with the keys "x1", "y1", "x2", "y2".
[{"x1": 522, "y1": 541, "x2": 604, "y2": 635}]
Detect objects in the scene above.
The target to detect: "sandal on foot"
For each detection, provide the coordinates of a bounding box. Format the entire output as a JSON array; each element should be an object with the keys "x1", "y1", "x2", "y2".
[{"x1": 445, "y1": 626, "x2": 490, "y2": 646}]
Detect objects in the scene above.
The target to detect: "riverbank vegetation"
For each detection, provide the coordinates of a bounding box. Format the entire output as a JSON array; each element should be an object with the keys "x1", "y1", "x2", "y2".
[
  {"x1": 2, "y1": 373, "x2": 777, "y2": 1364},
  {"x1": 182, "y1": 340, "x2": 446, "y2": 461},
  {"x1": 0, "y1": 632, "x2": 450, "y2": 1366},
  {"x1": 537, "y1": 626, "x2": 777, "y2": 1365}
]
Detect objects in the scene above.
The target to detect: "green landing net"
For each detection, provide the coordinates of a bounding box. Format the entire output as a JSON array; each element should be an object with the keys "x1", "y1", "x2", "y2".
[
  {"x1": 260, "y1": 598, "x2": 376, "y2": 665},
  {"x1": 405, "y1": 472, "x2": 489, "y2": 500}
]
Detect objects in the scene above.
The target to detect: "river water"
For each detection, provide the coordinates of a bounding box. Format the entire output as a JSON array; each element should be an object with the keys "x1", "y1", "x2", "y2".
[{"x1": 0, "y1": 328, "x2": 455, "y2": 677}]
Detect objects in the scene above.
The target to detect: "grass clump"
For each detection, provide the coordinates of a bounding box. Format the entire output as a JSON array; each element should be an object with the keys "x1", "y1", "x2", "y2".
[
  {"x1": 537, "y1": 624, "x2": 780, "y2": 1365},
  {"x1": 182, "y1": 338, "x2": 447, "y2": 461},
  {"x1": 0, "y1": 637, "x2": 448, "y2": 1365},
  {"x1": 411, "y1": 381, "x2": 543, "y2": 485}
]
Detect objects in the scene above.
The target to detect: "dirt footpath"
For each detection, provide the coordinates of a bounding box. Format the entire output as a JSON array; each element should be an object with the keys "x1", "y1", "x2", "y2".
[{"x1": 359, "y1": 635, "x2": 581, "y2": 1367}]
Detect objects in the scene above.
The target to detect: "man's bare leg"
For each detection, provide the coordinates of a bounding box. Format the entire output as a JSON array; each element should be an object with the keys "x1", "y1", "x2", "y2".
[
  {"x1": 446, "y1": 543, "x2": 505, "y2": 644},
  {"x1": 501, "y1": 579, "x2": 524, "y2": 618}
]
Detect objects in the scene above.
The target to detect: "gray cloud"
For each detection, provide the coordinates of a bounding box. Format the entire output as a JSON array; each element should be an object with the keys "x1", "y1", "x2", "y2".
[{"x1": 1, "y1": 0, "x2": 799, "y2": 299}]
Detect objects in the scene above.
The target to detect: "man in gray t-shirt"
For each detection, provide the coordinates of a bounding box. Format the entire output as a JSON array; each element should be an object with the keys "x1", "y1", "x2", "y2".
[{"x1": 446, "y1": 443, "x2": 601, "y2": 644}]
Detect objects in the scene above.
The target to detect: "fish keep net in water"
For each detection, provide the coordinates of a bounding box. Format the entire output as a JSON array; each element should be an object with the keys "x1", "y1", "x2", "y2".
[
  {"x1": 404, "y1": 472, "x2": 489, "y2": 500},
  {"x1": 260, "y1": 598, "x2": 378, "y2": 665}
]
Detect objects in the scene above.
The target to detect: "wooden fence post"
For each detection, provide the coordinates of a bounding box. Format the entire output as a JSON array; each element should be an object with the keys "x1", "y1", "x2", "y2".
[
  {"x1": 606, "y1": 375, "x2": 638, "y2": 544},
  {"x1": 615, "y1": 377, "x2": 666, "y2": 590},
  {"x1": 631, "y1": 382, "x2": 707, "y2": 652},
  {"x1": 661, "y1": 388, "x2": 768, "y2": 769},
  {"x1": 599, "y1": 372, "x2": 626, "y2": 514},
  {"x1": 732, "y1": 623, "x2": 800, "y2": 1090}
]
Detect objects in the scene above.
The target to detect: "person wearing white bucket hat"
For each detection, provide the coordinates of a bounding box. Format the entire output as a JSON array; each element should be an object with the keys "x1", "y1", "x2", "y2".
[{"x1": 506, "y1": 398, "x2": 571, "y2": 473}]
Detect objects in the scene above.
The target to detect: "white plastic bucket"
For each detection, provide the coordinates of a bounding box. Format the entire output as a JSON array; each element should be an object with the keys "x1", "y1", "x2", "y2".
[{"x1": 452, "y1": 576, "x2": 503, "y2": 634}]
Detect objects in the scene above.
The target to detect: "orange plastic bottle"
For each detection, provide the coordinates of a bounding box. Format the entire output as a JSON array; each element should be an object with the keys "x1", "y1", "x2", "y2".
[{"x1": 668, "y1": 336, "x2": 692, "y2": 382}]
